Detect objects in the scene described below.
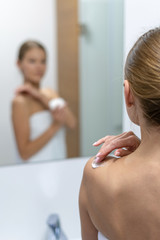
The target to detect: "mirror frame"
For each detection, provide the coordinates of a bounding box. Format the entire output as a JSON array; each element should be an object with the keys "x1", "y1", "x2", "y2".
[{"x1": 57, "y1": 0, "x2": 80, "y2": 158}]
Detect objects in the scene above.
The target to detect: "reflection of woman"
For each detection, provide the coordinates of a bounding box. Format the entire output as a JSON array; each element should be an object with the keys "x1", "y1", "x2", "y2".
[
  {"x1": 79, "y1": 27, "x2": 160, "y2": 239},
  {"x1": 12, "y1": 40, "x2": 76, "y2": 163}
]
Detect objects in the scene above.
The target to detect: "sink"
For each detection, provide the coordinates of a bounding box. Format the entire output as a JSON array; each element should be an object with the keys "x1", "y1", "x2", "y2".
[{"x1": 0, "y1": 157, "x2": 87, "y2": 240}]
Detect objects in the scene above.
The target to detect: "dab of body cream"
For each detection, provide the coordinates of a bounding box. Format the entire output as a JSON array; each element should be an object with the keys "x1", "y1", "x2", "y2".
[
  {"x1": 92, "y1": 155, "x2": 120, "y2": 169},
  {"x1": 92, "y1": 159, "x2": 106, "y2": 169}
]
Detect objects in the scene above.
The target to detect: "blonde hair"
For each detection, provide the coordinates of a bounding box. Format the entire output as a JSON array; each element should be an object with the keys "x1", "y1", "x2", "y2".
[
  {"x1": 125, "y1": 27, "x2": 160, "y2": 126},
  {"x1": 18, "y1": 40, "x2": 46, "y2": 61}
]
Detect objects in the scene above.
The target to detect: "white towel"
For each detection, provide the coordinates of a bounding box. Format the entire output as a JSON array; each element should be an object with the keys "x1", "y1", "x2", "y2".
[
  {"x1": 15, "y1": 110, "x2": 66, "y2": 163},
  {"x1": 98, "y1": 232, "x2": 109, "y2": 240}
]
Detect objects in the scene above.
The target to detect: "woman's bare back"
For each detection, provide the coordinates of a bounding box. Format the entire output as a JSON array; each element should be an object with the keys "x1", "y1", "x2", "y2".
[{"x1": 80, "y1": 154, "x2": 160, "y2": 240}]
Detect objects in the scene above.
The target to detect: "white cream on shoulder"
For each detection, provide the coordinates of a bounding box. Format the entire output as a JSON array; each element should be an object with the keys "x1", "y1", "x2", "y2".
[
  {"x1": 92, "y1": 160, "x2": 106, "y2": 169},
  {"x1": 92, "y1": 154, "x2": 120, "y2": 169}
]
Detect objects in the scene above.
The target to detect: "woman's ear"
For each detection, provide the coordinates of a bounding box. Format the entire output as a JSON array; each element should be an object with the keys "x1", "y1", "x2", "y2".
[
  {"x1": 124, "y1": 80, "x2": 139, "y2": 125},
  {"x1": 17, "y1": 60, "x2": 21, "y2": 68},
  {"x1": 124, "y1": 80, "x2": 134, "y2": 107},
  {"x1": 16, "y1": 60, "x2": 23, "y2": 73}
]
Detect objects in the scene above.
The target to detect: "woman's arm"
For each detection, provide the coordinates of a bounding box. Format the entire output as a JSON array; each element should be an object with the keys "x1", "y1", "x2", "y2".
[
  {"x1": 12, "y1": 96, "x2": 62, "y2": 160},
  {"x1": 79, "y1": 156, "x2": 118, "y2": 240},
  {"x1": 79, "y1": 169, "x2": 98, "y2": 240},
  {"x1": 15, "y1": 84, "x2": 51, "y2": 108},
  {"x1": 42, "y1": 88, "x2": 76, "y2": 129},
  {"x1": 59, "y1": 106, "x2": 76, "y2": 129},
  {"x1": 16, "y1": 86, "x2": 76, "y2": 129}
]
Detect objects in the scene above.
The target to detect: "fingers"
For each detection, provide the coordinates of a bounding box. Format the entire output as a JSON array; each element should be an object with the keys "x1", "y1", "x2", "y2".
[
  {"x1": 114, "y1": 148, "x2": 133, "y2": 157},
  {"x1": 54, "y1": 106, "x2": 66, "y2": 115},
  {"x1": 94, "y1": 131, "x2": 140, "y2": 163},
  {"x1": 15, "y1": 85, "x2": 42, "y2": 101},
  {"x1": 92, "y1": 137, "x2": 107, "y2": 146},
  {"x1": 93, "y1": 132, "x2": 129, "y2": 160},
  {"x1": 15, "y1": 86, "x2": 25, "y2": 95},
  {"x1": 15, "y1": 85, "x2": 31, "y2": 95},
  {"x1": 93, "y1": 135, "x2": 123, "y2": 163},
  {"x1": 92, "y1": 131, "x2": 130, "y2": 147},
  {"x1": 52, "y1": 106, "x2": 67, "y2": 124},
  {"x1": 94, "y1": 138, "x2": 117, "y2": 163}
]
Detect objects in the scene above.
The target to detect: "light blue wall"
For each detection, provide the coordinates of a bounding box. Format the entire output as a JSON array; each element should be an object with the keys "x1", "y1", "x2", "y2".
[{"x1": 79, "y1": 0, "x2": 124, "y2": 156}]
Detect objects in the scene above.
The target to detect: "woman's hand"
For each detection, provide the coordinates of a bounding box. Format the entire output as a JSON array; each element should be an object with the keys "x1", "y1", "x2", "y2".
[
  {"x1": 93, "y1": 131, "x2": 141, "y2": 163},
  {"x1": 51, "y1": 104, "x2": 76, "y2": 129},
  {"x1": 15, "y1": 84, "x2": 51, "y2": 108},
  {"x1": 52, "y1": 106, "x2": 68, "y2": 125},
  {"x1": 15, "y1": 84, "x2": 42, "y2": 100}
]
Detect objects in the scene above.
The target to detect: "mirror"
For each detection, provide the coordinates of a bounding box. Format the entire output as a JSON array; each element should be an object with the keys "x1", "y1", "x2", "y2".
[{"x1": 0, "y1": 0, "x2": 123, "y2": 166}]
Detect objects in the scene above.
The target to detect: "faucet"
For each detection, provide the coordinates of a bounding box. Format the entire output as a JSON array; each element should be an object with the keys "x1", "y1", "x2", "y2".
[{"x1": 47, "y1": 214, "x2": 68, "y2": 240}]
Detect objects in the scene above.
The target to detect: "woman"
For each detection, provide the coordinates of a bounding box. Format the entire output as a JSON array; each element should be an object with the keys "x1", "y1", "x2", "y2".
[
  {"x1": 12, "y1": 40, "x2": 76, "y2": 163},
  {"x1": 79, "y1": 27, "x2": 160, "y2": 240}
]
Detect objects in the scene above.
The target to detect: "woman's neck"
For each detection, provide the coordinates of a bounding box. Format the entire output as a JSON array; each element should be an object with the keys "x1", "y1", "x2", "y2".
[
  {"x1": 135, "y1": 125, "x2": 160, "y2": 160},
  {"x1": 24, "y1": 80, "x2": 40, "y2": 89}
]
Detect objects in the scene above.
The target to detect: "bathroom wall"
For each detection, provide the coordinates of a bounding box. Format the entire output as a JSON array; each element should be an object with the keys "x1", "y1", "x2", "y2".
[
  {"x1": 123, "y1": 0, "x2": 160, "y2": 137},
  {"x1": 0, "y1": 0, "x2": 56, "y2": 164}
]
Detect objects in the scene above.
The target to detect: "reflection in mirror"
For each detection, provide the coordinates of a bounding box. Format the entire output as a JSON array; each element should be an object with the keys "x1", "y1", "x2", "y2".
[
  {"x1": 0, "y1": 0, "x2": 123, "y2": 166},
  {"x1": 0, "y1": 0, "x2": 59, "y2": 165},
  {"x1": 12, "y1": 40, "x2": 76, "y2": 163}
]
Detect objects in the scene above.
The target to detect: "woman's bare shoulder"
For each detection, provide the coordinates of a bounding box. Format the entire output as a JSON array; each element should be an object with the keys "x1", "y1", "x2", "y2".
[
  {"x1": 12, "y1": 95, "x2": 28, "y2": 107},
  {"x1": 41, "y1": 87, "x2": 59, "y2": 99},
  {"x1": 12, "y1": 95, "x2": 31, "y2": 118},
  {"x1": 83, "y1": 155, "x2": 126, "y2": 193},
  {"x1": 84, "y1": 155, "x2": 120, "y2": 175},
  {"x1": 83, "y1": 156, "x2": 115, "y2": 181}
]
